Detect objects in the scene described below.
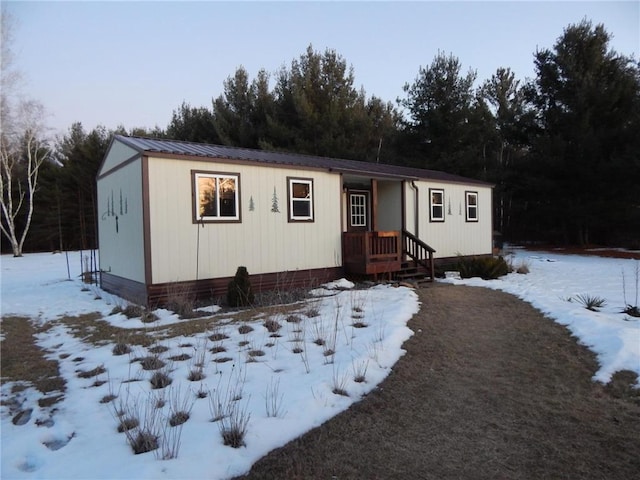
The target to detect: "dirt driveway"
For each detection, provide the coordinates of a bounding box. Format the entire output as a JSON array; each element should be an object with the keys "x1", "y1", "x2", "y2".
[{"x1": 238, "y1": 283, "x2": 640, "y2": 479}]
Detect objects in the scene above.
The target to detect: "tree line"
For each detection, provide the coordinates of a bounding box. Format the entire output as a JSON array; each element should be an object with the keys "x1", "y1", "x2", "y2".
[{"x1": 2, "y1": 19, "x2": 639, "y2": 255}]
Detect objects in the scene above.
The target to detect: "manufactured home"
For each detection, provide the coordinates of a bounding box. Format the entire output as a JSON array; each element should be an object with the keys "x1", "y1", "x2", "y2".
[{"x1": 97, "y1": 135, "x2": 493, "y2": 305}]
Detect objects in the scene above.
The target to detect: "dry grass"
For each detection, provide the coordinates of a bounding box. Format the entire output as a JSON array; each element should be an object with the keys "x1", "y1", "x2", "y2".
[
  {"x1": 237, "y1": 284, "x2": 640, "y2": 480},
  {"x1": 0, "y1": 316, "x2": 66, "y2": 402}
]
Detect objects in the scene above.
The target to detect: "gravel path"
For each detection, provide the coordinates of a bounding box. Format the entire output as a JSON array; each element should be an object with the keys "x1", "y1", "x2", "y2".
[{"x1": 238, "y1": 283, "x2": 640, "y2": 479}]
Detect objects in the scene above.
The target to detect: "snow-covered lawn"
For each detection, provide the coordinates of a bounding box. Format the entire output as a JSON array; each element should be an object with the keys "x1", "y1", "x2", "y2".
[
  {"x1": 1, "y1": 248, "x2": 639, "y2": 479},
  {"x1": 1, "y1": 252, "x2": 418, "y2": 479}
]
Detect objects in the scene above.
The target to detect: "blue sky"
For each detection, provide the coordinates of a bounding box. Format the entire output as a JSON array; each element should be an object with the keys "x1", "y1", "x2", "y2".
[{"x1": 5, "y1": 1, "x2": 639, "y2": 136}]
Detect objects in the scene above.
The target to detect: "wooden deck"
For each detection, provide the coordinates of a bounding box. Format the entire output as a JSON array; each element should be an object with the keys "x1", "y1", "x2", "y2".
[
  {"x1": 343, "y1": 231, "x2": 402, "y2": 278},
  {"x1": 342, "y1": 230, "x2": 435, "y2": 281}
]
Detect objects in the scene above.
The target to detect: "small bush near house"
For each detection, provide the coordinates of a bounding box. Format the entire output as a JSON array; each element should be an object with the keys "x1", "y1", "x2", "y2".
[
  {"x1": 457, "y1": 256, "x2": 510, "y2": 280},
  {"x1": 227, "y1": 266, "x2": 255, "y2": 308}
]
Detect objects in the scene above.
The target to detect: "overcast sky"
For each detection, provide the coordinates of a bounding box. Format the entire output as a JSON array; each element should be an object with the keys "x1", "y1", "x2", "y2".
[{"x1": 4, "y1": 1, "x2": 639, "y2": 136}]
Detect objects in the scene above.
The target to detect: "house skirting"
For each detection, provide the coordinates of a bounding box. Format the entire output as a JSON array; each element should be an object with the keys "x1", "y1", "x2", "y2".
[{"x1": 101, "y1": 267, "x2": 344, "y2": 307}]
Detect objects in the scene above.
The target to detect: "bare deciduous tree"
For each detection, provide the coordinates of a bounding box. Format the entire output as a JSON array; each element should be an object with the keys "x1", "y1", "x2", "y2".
[{"x1": 1, "y1": 10, "x2": 51, "y2": 256}]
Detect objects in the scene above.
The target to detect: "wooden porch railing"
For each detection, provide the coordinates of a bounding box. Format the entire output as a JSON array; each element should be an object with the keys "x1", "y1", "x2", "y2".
[
  {"x1": 342, "y1": 231, "x2": 402, "y2": 277},
  {"x1": 402, "y1": 230, "x2": 436, "y2": 281}
]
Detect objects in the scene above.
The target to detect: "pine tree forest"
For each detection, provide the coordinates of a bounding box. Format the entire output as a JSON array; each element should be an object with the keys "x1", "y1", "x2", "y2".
[{"x1": 3, "y1": 21, "x2": 639, "y2": 253}]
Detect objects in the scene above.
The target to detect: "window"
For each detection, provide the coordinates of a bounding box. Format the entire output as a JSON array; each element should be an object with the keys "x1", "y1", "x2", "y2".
[
  {"x1": 429, "y1": 188, "x2": 445, "y2": 222},
  {"x1": 193, "y1": 171, "x2": 240, "y2": 222},
  {"x1": 350, "y1": 193, "x2": 367, "y2": 227},
  {"x1": 466, "y1": 191, "x2": 478, "y2": 222},
  {"x1": 288, "y1": 177, "x2": 314, "y2": 222}
]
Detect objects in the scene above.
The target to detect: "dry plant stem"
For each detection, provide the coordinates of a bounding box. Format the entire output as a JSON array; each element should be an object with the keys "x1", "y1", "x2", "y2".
[
  {"x1": 331, "y1": 366, "x2": 349, "y2": 397},
  {"x1": 264, "y1": 378, "x2": 285, "y2": 418},
  {"x1": 352, "y1": 359, "x2": 369, "y2": 383}
]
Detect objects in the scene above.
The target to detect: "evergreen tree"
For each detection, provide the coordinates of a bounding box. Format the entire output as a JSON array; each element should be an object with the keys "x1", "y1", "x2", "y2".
[
  {"x1": 166, "y1": 101, "x2": 219, "y2": 143},
  {"x1": 399, "y1": 51, "x2": 482, "y2": 174},
  {"x1": 267, "y1": 45, "x2": 399, "y2": 161},
  {"x1": 213, "y1": 67, "x2": 273, "y2": 148},
  {"x1": 479, "y1": 67, "x2": 535, "y2": 238},
  {"x1": 529, "y1": 20, "x2": 640, "y2": 245}
]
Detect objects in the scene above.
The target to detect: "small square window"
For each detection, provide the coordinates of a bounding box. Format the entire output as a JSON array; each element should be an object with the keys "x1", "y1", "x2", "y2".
[
  {"x1": 429, "y1": 188, "x2": 445, "y2": 222},
  {"x1": 288, "y1": 177, "x2": 314, "y2": 222},
  {"x1": 466, "y1": 191, "x2": 478, "y2": 222}
]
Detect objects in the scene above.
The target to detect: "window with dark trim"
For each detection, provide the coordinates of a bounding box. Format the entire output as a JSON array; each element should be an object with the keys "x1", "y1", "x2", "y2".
[
  {"x1": 466, "y1": 191, "x2": 478, "y2": 222},
  {"x1": 193, "y1": 171, "x2": 240, "y2": 222},
  {"x1": 288, "y1": 177, "x2": 314, "y2": 222},
  {"x1": 429, "y1": 188, "x2": 445, "y2": 222}
]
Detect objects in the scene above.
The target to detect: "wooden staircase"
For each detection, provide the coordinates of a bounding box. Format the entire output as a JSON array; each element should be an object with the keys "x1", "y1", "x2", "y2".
[
  {"x1": 394, "y1": 261, "x2": 432, "y2": 285},
  {"x1": 395, "y1": 230, "x2": 436, "y2": 286}
]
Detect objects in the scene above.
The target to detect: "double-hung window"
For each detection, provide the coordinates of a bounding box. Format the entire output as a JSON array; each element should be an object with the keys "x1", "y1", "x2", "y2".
[
  {"x1": 429, "y1": 188, "x2": 445, "y2": 222},
  {"x1": 193, "y1": 171, "x2": 240, "y2": 222},
  {"x1": 466, "y1": 191, "x2": 478, "y2": 222},
  {"x1": 288, "y1": 177, "x2": 314, "y2": 222}
]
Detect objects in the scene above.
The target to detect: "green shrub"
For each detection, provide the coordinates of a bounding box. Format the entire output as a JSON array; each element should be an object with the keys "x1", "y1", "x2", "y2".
[
  {"x1": 457, "y1": 256, "x2": 510, "y2": 280},
  {"x1": 227, "y1": 266, "x2": 255, "y2": 307}
]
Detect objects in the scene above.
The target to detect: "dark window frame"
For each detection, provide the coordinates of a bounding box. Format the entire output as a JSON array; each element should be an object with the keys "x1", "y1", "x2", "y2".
[
  {"x1": 465, "y1": 190, "x2": 478, "y2": 222},
  {"x1": 287, "y1": 177, "x2": 314, "y2": 222},
  {"x1": 429, "y1": 188, "x2": 445, "y2": 222}
]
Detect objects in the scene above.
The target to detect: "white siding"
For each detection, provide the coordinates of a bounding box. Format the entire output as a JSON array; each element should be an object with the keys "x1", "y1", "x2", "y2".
[
  {"x1": 405, "y1": 181, "x2": 492, "y2": 258},
  {"x1": 147, "y1": 157, "x2": 343, "y2": 283},
  {"x1": 97, "y1": 158, "x2": 145, "y2": 282},
  {"x1": 98, "y1": 141, "x2": 138, "y2": 175}
]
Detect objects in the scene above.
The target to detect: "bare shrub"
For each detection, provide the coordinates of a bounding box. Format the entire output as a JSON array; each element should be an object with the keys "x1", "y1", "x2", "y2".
[
  {"x1": 169, "y1": 353, "x2": 191, "y2": 362},
  {"x1": 165, "y1": 282, "x2": 196, "y2": 318},
  {"x1": 219, "y1": 400, "x2": 251, "y2": 448},
  {"x1": 311, "y1": 317, "x2": 328, "y2": 346},
  {"x1": 238, "y1": 324, "x2": 254, "y2": 335},
  {"x1": 77, "y1": 365, "x2": 106, "y2": 379},
  {"x1": 622, "y1": 261, "x2": 640, "y2": 317},
  {"x1": 264, "y1": 318, "x2": 281, "y2": 333},
  {"x1": 285, "y1": 314, "x2": 302, "y2": 323},
  {"x1": 117, "y1": 416, "x2": 139, "y2": 433},
  {"x1": 331, "y1": 367, "x2": 349, "y2": 397},
  {"x1": 112, "y1": 394, "x2": 162, "y2": 455},
  {"x1": 214, "y1": 357, "x2": 233, "y2": 363},
  {"x1": 150, "y1": 370, "x2": 172, "y2": 389},
  {"x1": 209, "y1": 332, "x2": 229, "y2": 342},
  {"x1": 148, "y1": 345, "x2": 169, "y2": 354},
  {"x1": 100, "y1": 393, "x2": 117, "y2": 404},
  {"x1": 352, "y1": 360, "x2": 369, "y2": 383},
  {"x1": 139, "y1": 356, "x2": 165, "y2": 371},
  {"x1": 113, "y1": 341, "x2": 131, "y2": 356},
  {"x1": 168, "y1": 386, "x2": 194, "y2": 427}
]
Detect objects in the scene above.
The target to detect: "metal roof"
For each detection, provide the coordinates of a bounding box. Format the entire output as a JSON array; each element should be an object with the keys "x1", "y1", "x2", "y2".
[{"x1": 115, "y1": 134, "x2": 492, "y2": 186}]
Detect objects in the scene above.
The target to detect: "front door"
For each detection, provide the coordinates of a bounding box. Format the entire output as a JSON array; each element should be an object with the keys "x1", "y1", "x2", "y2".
[{"x1": 348, "y1": 191, "x2": 369, "y2": 232}]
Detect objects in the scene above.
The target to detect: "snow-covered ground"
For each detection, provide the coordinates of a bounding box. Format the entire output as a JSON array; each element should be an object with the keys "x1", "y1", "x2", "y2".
[
  {"x1": 1, "y1": 252, "x2": 418, "y2": 479},
  {"x1": 1, "y1": 248, "x2": 639, "y2": 479}
]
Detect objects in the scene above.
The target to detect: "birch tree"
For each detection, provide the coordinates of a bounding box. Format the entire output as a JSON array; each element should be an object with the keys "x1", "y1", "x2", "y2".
[{"x1": 1, "y1": 11, "x2": 51, "y2": 256}]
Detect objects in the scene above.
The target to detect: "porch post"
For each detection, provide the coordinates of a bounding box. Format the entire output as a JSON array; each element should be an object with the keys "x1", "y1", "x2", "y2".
[{"x1": 370, "y1": 179, "x2": 378, "y2": 231}]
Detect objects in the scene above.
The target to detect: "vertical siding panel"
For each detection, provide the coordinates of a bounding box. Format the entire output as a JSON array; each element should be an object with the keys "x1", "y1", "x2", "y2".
[
  {"x1": 147, "y1": 158, "x2": 342, "y2": 284},
  {"x1": 97, "y1": 159, "x2": 146, "y2": 282},
  {"x1": 416, "y1": 181, "x2": 492, "y2": 258}
]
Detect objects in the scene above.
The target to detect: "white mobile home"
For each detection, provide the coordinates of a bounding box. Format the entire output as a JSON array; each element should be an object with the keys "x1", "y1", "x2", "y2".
[{"x1": 97, "y1": 135, "x2": 493, "y2": 305}]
